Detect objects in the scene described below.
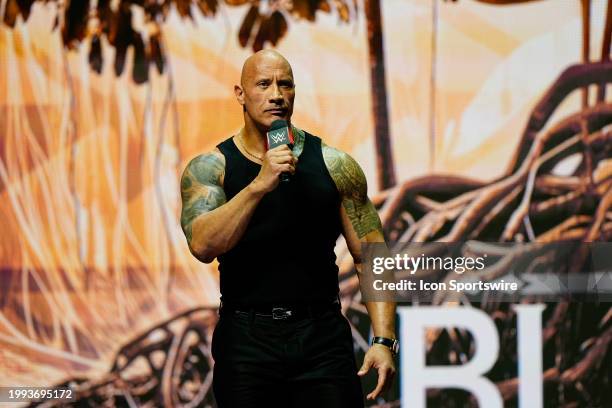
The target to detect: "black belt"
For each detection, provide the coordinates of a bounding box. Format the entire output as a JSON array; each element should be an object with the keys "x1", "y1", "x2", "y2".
[{"x1": 219, "y1": 298, "x2": 340, "y2": 321}]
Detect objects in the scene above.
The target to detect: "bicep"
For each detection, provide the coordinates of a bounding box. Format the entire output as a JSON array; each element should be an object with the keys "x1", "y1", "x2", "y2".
[
  {"x1": 340, "y1": 197, "x2": 384, "y2": 264},
  {"x1": 341, "y1": 195, "x2": 383, "y2": 240},
  {"x1": 322, "y1": 144, "x2": 384, "y2": 259},
  {"x1": 180, "y1": 152, "x2": 226, "y2": 242}
]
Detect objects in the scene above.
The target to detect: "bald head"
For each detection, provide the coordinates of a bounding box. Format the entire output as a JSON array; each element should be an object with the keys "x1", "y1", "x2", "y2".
[
  {"x1": 240, "y1": 50, "x2": 293, "y2": 88},
  {"x1": 234, "y1": 50, "x2": 296, "y2": 130}
]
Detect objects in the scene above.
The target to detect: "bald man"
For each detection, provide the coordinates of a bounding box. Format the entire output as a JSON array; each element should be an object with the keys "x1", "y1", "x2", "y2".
[{"x1": 180, "y1": 50, "x2": 396, "y2": 407}]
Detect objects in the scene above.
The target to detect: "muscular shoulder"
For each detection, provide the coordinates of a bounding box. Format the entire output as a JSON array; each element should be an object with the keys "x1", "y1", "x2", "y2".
[
  {"x1": 180, "y1": 149, "x2": 227, "y2": 241},
  {"x1": 321, "y1": 142, "x2": 382, "y2": 238},
  {"x1": 321, "y1": 142, "x2": 367, "y2": 199},
  {"x1": 181, "y1": 149, "x2": 226, "y2": 188}
]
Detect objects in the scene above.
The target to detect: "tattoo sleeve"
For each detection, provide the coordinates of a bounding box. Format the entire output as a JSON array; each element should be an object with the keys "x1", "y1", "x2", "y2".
[
  {"x1": 322, "y1": 144, "x2": 383, "y2": 238},
  {"x1": 180, "y1": 152, "x2": 226, "y2": 243}
]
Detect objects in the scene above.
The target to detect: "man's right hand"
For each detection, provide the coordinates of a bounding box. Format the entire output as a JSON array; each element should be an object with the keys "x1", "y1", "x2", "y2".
[{"x1": 252, "y1": 145, "x2": 298, "y2": 193}]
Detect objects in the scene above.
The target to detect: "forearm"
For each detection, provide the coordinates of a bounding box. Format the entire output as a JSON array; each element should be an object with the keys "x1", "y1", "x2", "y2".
[
  {"x1": 355, "y1": 262, "x2": 397, "y2": 338},
  {"x1": 365, "y1": 301, "x2": 396, "y2": 338},
  {"x1": 189, "y1": 181, "x2": 265, "y2": 262}
]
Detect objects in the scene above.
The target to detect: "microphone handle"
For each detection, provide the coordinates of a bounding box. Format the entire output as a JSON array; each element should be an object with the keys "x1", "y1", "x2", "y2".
[{"x1": 279, "y1": 142, "x2": 294, "y2": 183}]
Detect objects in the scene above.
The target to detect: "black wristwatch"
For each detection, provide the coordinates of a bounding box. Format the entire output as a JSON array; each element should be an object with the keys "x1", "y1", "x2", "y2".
[{"x1": 371, "y1": 336, "x2": 399, "y2": 355}]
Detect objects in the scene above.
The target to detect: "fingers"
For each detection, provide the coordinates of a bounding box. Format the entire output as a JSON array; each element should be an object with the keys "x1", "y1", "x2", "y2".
[
  {"x1": 253, "y1": 146, "x2": 297, "y2": 192},
  {"x1": 265, "y1": 160, "x2": 295, "y2": 176},
  {"x1": 359, "y1": 349, "x2": 396, "y2": 401},
  {"x1": 269, "y1": 144, "x2": 292, "y2": 153},
  {"x1": 268, "y1": 153, "x2": 295, "y2": 165},
  {"x1": 257, "y1": 146, "x2": 298, "y2": 186},
  {"x1": 268, "y1": 145, "x2": 297, "y2": 159},
  {"x1": 267, "y1": 151, "x2": 297, "y2": 165},
  {"x1": 366, "y1": 368, "x2": 387, "y2": 400},
  {"x1": 367, "y1": 365, "x2": 396, "y2": 400},
  {"x1": 265, "y1": 149, "x2": 297, "y2": 175},
  {"x1": 357, "y1": 356, "x2": 372, "y2": 377},
  {"x1": 280, "y1": 163, "x2": 296, "y2": 174}
]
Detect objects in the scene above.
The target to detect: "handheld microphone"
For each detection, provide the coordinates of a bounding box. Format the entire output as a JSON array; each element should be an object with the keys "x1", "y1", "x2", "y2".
[{"x1": 266, "y1": 119, "x2": 294, "y2": 183}]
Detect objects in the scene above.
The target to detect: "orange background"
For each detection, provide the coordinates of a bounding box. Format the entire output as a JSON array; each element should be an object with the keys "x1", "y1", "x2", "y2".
[{"x1": 0, "y1": 0, "x2": 609, "y2": 387}]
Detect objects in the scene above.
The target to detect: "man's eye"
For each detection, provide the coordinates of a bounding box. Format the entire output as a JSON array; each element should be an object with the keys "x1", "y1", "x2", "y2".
[{"x1": 258, "y1": 82, "x2": 269, "y2": 88}]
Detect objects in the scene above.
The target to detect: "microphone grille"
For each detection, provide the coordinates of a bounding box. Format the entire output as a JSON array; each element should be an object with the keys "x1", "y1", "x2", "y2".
[{"x1": 269, "y1": 119, "x2": 288, "y2": 131}]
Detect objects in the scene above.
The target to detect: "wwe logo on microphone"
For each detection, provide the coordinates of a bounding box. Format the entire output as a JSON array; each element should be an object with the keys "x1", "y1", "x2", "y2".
[
  {"x1": 266, "y1": 120, "x2": 293, "y2": 151},
  {"x1": 269, "y1": 130, "x2": 286, "y2": 144},
  {"x1": 266, "y1": 119, "x2": 293, "y2": 182}
]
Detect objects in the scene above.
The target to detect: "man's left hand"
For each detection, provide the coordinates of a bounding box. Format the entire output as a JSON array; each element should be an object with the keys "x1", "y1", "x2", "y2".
[{"x1": 357, "y1": 344, "x2": 396, "y2": 400}]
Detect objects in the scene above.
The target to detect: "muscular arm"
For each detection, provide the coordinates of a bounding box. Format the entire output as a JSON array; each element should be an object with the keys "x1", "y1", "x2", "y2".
[
  {"x1": 180, "y1": 149, "x2": 265, "y2": 263},
  {"x1": 322, "y1": 144, "x2": 396, "y2": 339}
]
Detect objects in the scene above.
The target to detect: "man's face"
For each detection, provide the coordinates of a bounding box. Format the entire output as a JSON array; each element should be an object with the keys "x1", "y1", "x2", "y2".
[{"x1": 237, "y1": 55, "x2": 295, "y2": 129}]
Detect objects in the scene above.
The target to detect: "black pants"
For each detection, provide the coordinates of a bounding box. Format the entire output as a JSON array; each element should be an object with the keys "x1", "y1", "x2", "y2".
[{"x1": 211, "y1": 306, "x2": 364, "y2": 408}]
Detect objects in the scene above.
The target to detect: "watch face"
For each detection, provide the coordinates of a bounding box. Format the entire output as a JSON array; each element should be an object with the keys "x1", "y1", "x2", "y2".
[{"x1": 392, "y1": 340, "x2": 399, "y2": 354}]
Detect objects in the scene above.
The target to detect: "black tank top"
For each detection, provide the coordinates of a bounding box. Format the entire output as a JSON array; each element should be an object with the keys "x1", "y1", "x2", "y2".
[{"x1": 215, "y1": 132, "x2": 342, "y2": 305}]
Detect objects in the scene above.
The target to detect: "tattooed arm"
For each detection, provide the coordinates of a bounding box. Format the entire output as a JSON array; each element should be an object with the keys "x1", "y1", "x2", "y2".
[
  {"x1": 322, "y1": 143, "x2": 396, "y2": 336},
  {"x1": 180, "y1": 149, "x2": 265, "y2": 263},
  {"x1": 322, "y1": 143, "x2": 396, "y2": 400},
  {"x1": 181, "y1": 134, "x2": 298, "y2": 263}
]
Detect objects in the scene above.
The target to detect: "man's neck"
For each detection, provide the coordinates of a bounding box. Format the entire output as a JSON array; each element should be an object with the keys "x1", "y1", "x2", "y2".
[
  {"x1": 241, "y1": 120, "x2": 267, "y2": 154},
  {"x1": 241, "y1": 117, "x2": 293, "y2": 154}
]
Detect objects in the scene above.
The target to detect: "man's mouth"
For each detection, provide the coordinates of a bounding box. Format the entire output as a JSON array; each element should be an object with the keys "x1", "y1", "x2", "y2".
[{"x1": 266, "y1": 108, "x2": 287, "y2": 115}]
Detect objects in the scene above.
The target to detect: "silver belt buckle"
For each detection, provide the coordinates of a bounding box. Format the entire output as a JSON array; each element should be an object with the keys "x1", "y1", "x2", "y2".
[{"x1": 272, "y1": 307, "x2": 292, "y2": 320}]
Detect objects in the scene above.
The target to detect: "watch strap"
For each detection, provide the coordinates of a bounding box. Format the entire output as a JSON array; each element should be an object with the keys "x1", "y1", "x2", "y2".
[{"x1": 371, "y1": 336, "x2": 399, "y2": 355}]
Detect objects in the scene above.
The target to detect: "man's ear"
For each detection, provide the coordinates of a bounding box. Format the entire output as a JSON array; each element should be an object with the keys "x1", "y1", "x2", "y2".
[{"x1": 234, "y1": 84, "x2": 245, "y2": 107}]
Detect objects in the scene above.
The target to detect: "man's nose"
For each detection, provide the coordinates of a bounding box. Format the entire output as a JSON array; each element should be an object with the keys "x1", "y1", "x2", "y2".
[{"x1": 269, "y1": 83, "x2": 283, "y2": 102}]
